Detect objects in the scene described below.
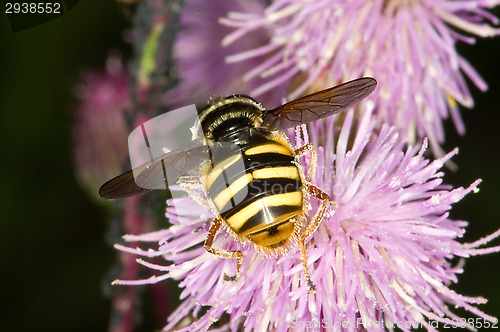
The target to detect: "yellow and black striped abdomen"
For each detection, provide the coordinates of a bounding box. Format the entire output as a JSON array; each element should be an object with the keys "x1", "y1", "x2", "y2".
[{"x1": 204, "y1": 129, "x2": 303, "y2": 248}]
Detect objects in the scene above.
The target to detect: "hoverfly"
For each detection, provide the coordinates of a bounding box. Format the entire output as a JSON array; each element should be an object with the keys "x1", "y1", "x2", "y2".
[{"x1": 100, "y1": 77, "x2": 377, "y2": 293}]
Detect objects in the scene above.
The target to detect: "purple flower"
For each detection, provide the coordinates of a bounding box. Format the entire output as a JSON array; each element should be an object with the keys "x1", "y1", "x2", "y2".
[
  {"x1": 170, "y1": 0, "x2": 500, "y2": 154},
  {"x1": 114, "y1": 105, "x2": 500, "y2": 331},
  {"x1": 73, "y1": 55, "x2": 130, "y2": 200},
  {"x1": 163, "y1": 0, "x2": 285, "y2": 109}
]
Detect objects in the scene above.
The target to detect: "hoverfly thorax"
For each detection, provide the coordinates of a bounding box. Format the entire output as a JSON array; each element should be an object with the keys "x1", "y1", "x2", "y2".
[{"x1": 197, "y1": 95, "x2": 265, "y2": 142}]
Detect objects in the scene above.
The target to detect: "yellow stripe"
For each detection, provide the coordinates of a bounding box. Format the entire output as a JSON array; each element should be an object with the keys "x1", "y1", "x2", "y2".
[
  {"x1": 206, "y1": 154, "x2": 242, "y2": 188},
  {"x1": 252, "y1": 166, "x2": 299, "y2": 180},
  {"x1": 245, "y1": 143, "x2": 292, "y2": 156},
  {"x1": 240, "y1": 211, "x2": 298, "y2": 236},
  {"x1": 227, "y1": 191, "x2": 302, "y2": 231},
  {"x1": 246, "y1": 220, "x2": 296, "y2": 246},
  {"x1": 213, "y1": 173, "x2": 253, "y2": 211}
]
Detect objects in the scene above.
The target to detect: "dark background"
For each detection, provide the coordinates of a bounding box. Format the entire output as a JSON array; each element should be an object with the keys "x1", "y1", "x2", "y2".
[{"x1": 0, "y1": 1, "x2": 499, "y2": 331}]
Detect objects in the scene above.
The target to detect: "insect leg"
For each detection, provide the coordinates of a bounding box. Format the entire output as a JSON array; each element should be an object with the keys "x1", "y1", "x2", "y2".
[
  {"x1": 299, "y1": 183, "x2": 330, "y2": 293},
  {"x1": 294, "y1": 143, "x2": 316, "y2": 182},
  {"x1": 204, "y1": 215, "x2": 244, "y2": 282},
  {"x1": 179, "y1": 176, "x2": 212, "y2": 210}
]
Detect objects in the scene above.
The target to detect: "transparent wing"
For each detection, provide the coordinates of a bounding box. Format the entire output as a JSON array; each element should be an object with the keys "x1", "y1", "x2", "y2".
[
  {"x1": 99, "y1": 145, "x2": 209, "y2": 199},
  {"x1": 262, "y1": 77, "x2": 377, "y2": 130}
]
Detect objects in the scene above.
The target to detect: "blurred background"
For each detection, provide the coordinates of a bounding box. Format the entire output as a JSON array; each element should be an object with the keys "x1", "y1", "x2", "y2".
[{"x1": 0, "y1": 1, "x2": 499, "y2": 331}]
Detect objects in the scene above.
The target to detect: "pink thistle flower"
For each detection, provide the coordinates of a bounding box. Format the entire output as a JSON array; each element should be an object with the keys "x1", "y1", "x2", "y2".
[
  {"x1": 114, "y1": 105, "x2": 500, "y2": 331},
  {"x1": 163, "y1": 0, "x2": 284, "y2": 109},
  {"x1": 176, "y1": 0, "x2": 500, "y2": 153},
  {"x1": 72, "y1": 56, "x2": 171, "y2": 332},
  {"x1": 73, "y1": 55, "x2": 130, "y2": 200}
]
